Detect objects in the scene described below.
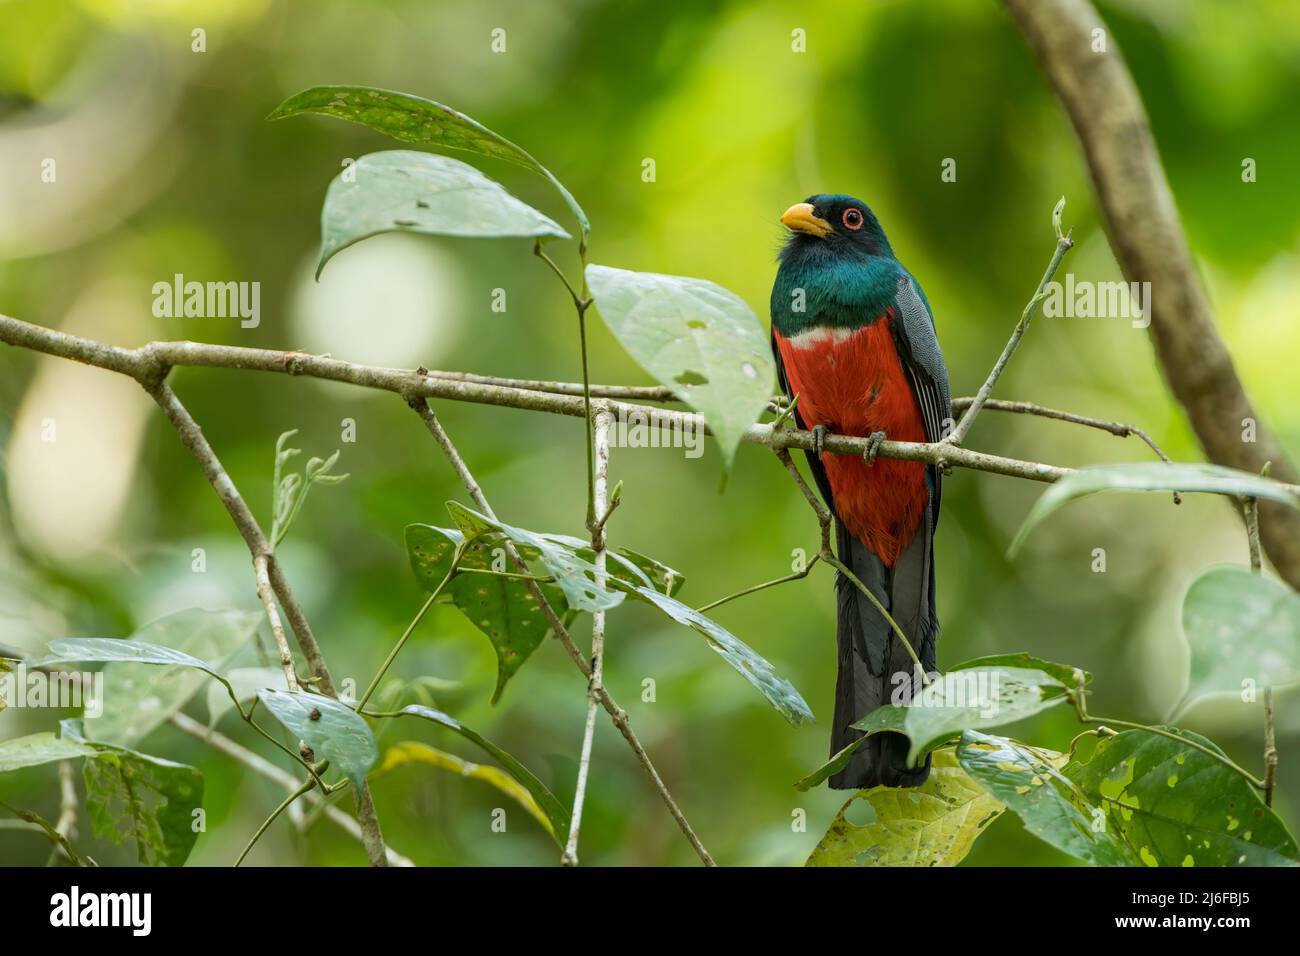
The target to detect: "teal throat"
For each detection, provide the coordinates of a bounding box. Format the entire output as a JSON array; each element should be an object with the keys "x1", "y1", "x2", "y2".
[{"x1": 770, "y1": 251, "x2": 901, "y2": 335}]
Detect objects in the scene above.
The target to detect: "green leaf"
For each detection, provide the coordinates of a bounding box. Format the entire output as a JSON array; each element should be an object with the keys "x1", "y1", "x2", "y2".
[
  {"x1": 616, "y1": 580, "x2": 813, "y2": 725},
  {"x1": 267, "y1": 85, "x2": 589, "y2": 239},
  {"x1": 594, "y1": 545, "x2": 686, "y2": 597},
  {"x1": 1064, "y1": 727, "x2": 1299, "y2": 866},
  {"x1": 795, "y1": 666, "x2": 1068, "y2": 790},
  {"x1": 393, "y1": 704, "x2": 570, "y2": 844},
  {"x1": 585, "y1": 264, "x2": 776, "y2": 471},
  {"x1": 0, "y1": 732, "x2": 97, "y2": 772},
  {"x1": 1011, "y1": 463, "x2": 1300, "y2": 556},
  {"x1": 446, "y1": 502, "x2": 623, "y2": 613},
  {"x1": 1178, "y1": 566, "x2": 1300, "y2": 715},
  {"x1": 207, "y1": 667, "x2": 285, "y2": 728},
  {"x1": 257, "y1": 690, "x2": 378, "y2": 790},
  {"x1": 36, "y1": 636, "x2": 225, "y2": 678},
  {"x1": 317, "y1": 151, "x2": 569, "y2": 277},
  {"x1": 61, "y1": 720, "x2": 203, "y2": 867},
  {"x1": 805, "y1": 749, "x2": 1003, "y2": 867},
  {"x1": 957, "y1": 730, "x2": 1133, "y2": 866},
  {"x1": 271, "y1": 431, "x2": 349, "y2": 548},
  {"x1": 951, "y1": 652, "x2": 1091, "y2": 689},
  {"x1": 406, "y1": 522, "x2": 569, "y2": 703},
  {"x1": 380, "y1": 741, "x2": 558, "y2": 843},
  {"x1": 74, "y1": 610, "x2": 260, "y2": 747}
]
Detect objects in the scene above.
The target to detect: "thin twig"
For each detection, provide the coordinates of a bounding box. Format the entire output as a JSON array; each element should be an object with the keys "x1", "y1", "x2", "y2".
[
  {"x1": 234, "y1": 776, "x2": 317, "y2": 867},
  {"x1": 358, "y1": 579, "x2": 450, "y2": 711},
  {"x1": 408, "y1": 397, "x2": 716, "y2": 866},
  {"x1": 143, "y1": 379, "x2": 388, "y2": 866},
  {"x1": 423, "y1": 369, "x2": 678, "y2": 402},
  {"x1": 45, "y1": 760, "x2": 79, "y2": 866},
  {"x1": 951, "y1": 397, "x2": 1172, "y2": 462},
  {"x1": 563, "y1": 408, "x2": 613, "y2": 866},
  {"x1": 1264, "y1": 688, "x2": 1278, "y2": 808},
  {"x1": 947, "y1": 201, "x2": 1074, "y2": 446},
  {"x1": 253, "y1": 554, "x2": 298, "y2": 691},
  {"x1": 695, "y1": 555, "x2": 819, "y2": 614},
  {"x1": 169, "y1": 712, "x2": 414, "y2": 866},
  {"x1": 1245, "y1": 462, "x2": 1271, "y2": 573}
]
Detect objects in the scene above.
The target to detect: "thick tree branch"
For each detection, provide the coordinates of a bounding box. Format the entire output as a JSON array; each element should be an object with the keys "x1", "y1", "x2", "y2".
[{"x1": 1003, "y1": 0, "x2": 1300, "y2": 588}]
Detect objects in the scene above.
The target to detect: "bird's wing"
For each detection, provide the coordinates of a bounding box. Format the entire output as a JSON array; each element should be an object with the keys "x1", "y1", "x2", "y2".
[{"x1": 889, "y1": 271, "x2": 951, "y2": 520}]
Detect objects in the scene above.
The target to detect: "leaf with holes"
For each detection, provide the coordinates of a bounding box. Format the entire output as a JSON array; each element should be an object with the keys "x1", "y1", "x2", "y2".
[
  {"x1": 806, "y1": 749, "x2": 1003, "y2": 866},
  {"x1": 1177, "y1": 566, "x2": 1300, "y2": 716},
  {"x1": 395, "y1": 704, "x2": 569, "y2": 843},
  {"x1": 258, "y1": 690, "x2": 377, "y2": 789},
  {"x1": 62, "y1": 720, "x2": 203, "y2": 868},
  {"x1": 406, "y1": 523, "x2": 569, "y2": 703},
  {"x1": 957, "y1": 730, "x2": 1133, "y2": 866},
  {"x1": 1011, "y1": 463, "x2": 1300, "y2": 556},
  {"x1": 445, "y1": 502, "x2": 622, "y2": 613},
  {"x1": 616, "y1": 581, "x2": 812, "y2": 725},
  {"x1": 1064, "y1": 727, "x2": 1299, "y2": 866},
  {"x1": 268, "y1": 85, "x2": 588, "y2": 238},
  {"x1": 795, "y1": 667, "x2": 1069, "y2": 790},
  {"x1": 586, "y1": 264, "x2": 775, "y2": 471}
]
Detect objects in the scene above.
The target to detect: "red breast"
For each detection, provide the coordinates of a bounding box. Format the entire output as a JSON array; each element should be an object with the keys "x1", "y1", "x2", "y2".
[{"x1": 774, "y1": 309, "x2": 930, "y2": 566}]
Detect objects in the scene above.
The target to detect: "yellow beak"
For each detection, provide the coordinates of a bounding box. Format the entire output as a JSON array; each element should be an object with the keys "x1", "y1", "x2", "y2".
[{"x1": 780, "y1": 202, "x2": 832, "y2": 239}]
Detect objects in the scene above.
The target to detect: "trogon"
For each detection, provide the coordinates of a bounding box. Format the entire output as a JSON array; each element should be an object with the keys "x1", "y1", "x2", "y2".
[{"x1": 770, "y1": 195, "x2": 950, "y2": 789}]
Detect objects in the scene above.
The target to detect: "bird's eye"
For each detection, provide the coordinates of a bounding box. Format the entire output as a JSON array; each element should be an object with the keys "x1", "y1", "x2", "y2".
[{"x1": 842, "y1": 208, "x2": 864, "y2": 231}]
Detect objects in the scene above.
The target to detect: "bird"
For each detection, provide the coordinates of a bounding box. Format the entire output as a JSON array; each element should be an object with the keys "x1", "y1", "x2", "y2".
[{"x1": 770, "y1": 195, "x2": 950, "y2": 789}]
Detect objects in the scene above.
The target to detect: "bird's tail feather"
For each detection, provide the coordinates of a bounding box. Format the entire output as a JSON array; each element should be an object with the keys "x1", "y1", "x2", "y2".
[{"x1": 828, "y1": 514, "x2": 937, "y2": 790}]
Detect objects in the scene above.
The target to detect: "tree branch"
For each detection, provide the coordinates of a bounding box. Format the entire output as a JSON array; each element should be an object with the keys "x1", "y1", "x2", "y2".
[
  {"x1": 562, "y1": 407, "x2": 613, "y2": 866},
  {"x1": 407, "y1": 397, "x2": 716, "y2": 866},
  {"x1": 1003, "y1": 0, "x2": 1300, "y2": 589},
  {"x1": 947, "y1": 203, "x2": 1073, "y2": 445},
  {"x1": 168, "y1": 712, "x2": 414, "y2": 866},
  {"x1": 123, "y1": 373, "x2": 389, "y2": 866},
  {"x1": 253, "y1": 553, "x2": 298, "y2": 692}
]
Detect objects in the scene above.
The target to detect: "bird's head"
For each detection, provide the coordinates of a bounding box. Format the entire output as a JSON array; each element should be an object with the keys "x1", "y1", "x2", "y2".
[{"x1": 778, "y1": 194, "x2": 893, "y2": 261}]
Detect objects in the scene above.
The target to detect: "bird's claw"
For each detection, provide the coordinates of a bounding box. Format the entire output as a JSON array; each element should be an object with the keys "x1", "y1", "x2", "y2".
[
  {"x1": 811, "y1": 424, "x2": 829, "y2": 457},
  {"x1": 863, "y1": 431, "x2": 886, "y2": 466}
]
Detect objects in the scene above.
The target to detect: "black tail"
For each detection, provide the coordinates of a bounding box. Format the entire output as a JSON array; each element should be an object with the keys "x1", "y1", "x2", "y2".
[{"x1": 829, "y1": 511, "x2": 938, "y2": 790}]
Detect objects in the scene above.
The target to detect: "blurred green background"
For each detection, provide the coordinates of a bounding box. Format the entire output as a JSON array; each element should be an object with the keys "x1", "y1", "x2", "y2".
[{"x1": 1, "y1": 0, "x2": 1298, "y2": 866}]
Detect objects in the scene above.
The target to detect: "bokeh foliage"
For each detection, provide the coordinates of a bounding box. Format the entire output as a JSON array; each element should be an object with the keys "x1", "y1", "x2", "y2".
[{"x1": 2, "y1": 0, "x2": 1298, "y2": 865}]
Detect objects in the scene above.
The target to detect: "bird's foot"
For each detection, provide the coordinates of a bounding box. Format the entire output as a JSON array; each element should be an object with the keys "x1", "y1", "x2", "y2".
[
  {"x1": 811, "y1": 424, "x2": 829, "y2": 457},
  {"x1": 863, "y1": 431, "x2": 886, "y2": 466}
]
